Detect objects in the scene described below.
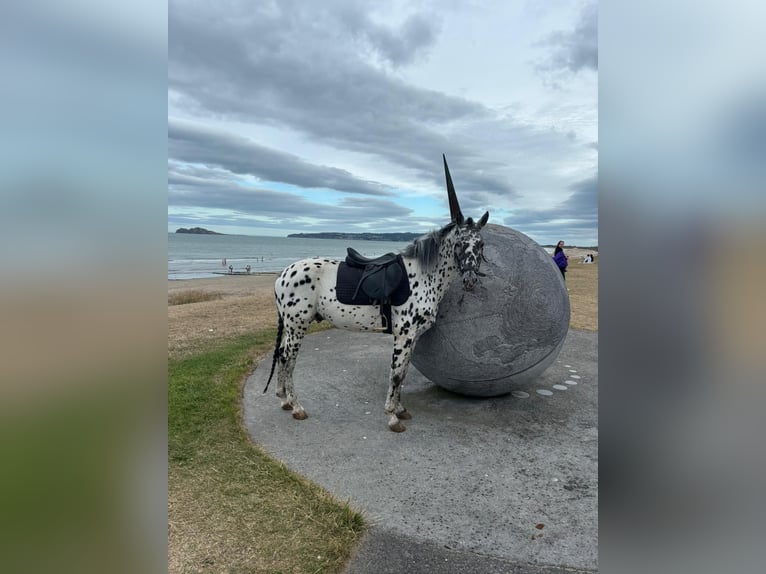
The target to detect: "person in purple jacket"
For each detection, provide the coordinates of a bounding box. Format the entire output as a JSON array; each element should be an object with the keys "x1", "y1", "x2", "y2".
[{"x1": 553, "y1": 240, "x2": 569, "y2": 279}]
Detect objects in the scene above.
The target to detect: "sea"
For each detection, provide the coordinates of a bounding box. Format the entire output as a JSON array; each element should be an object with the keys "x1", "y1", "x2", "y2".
[{"x1": 168, "y1": 233, "x2": 416, "y2": 280}]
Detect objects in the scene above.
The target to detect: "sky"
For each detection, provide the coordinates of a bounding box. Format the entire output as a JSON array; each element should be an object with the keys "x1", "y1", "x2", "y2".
[{"x1": 168, "y1": 0, "x2": 598, "y2": 246}]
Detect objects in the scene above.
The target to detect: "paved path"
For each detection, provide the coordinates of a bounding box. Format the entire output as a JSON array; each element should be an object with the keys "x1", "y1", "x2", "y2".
[{"x1": 243, "y1": 329, "x2": 597, "y2": 573}]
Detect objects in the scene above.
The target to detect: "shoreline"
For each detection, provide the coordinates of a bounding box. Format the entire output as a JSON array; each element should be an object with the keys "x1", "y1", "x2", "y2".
[
  {"x1": 169, "y1": 248, "x2": 597, "y2": 282},
  {"x1": 169, "y1": 271, "x2": 280, "y2": 281}
]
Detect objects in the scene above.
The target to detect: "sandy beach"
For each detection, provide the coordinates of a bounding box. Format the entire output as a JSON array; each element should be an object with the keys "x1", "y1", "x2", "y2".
[{"x1": 168, "y1": 273, "x2": 280, "y2": 358}]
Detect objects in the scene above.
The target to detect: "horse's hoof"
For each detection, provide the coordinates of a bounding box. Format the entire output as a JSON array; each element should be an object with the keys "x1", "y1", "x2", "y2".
[
  {"x1": 292, "y1": 410, "x2": 308, "y2": 420},
  {"x1": 281, "y1": 403, "x2": 293, "y2": 411},
  {"x1": 397, "y1": 410, "x2": 412, "y2": 420},
  {"x1": 388, "y1": 421, "x2": 406, "y2": 433}
]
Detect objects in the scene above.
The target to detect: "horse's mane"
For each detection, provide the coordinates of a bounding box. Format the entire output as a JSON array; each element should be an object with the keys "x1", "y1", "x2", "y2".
[{"x1": 401, "y1": 221, "x2": 457, "y2": 269}]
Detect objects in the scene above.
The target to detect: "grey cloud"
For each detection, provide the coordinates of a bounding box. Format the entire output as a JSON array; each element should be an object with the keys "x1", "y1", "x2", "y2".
[
  {"x1": 538, "y1": 2, "x2": 598, "y2": 73},
  {"x1": 169, "y1": 0, "x2": 504, "y2": 185},
  {"x1": 345, "y1": 11, "x2": 440, "y2": 67},
  {"x1": 168, "y1": 1, "x2": 594, "y2": 240},
  {"x1": 503, "y1": 176, "x2": 598, "y2": 242},
  {"x1": 168, "y1": 164, "x2": 241, "y2": 188},
  {"x1": 556, "y1": 176, "x2": 598, "y2": 221},
  {"x1": 169, "y1": 173, "x2": 412, "y2": 225},
  {"x1": 169, "y1": 118, "x2": 394, "y2": 196}
]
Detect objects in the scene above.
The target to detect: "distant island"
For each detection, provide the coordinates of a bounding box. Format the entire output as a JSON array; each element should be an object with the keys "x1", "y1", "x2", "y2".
[
  {"x1": 543, "y1": 244, "x2": 599, "y2": 251},
  {"x1": 287, "y1": 232, "x2": 422, "y2": 241},
  {"x1": 175, "y1": 227, "x2": 224, "y2": 235}
]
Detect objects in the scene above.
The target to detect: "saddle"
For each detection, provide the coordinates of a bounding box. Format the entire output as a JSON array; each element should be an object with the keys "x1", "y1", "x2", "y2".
[
  {"x1": 345, "y1": 248, "x2": 401, "y2": 268},
  {"x1": 336, "y1": 248, "x2": 412, "y2": 333}
]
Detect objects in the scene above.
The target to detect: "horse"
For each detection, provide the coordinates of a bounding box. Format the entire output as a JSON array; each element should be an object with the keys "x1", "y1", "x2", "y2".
[{"x1": 263, "y1": 155, "x2": 489, "y2": 432}]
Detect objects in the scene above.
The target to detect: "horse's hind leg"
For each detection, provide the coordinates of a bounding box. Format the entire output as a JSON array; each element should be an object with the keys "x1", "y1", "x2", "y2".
[{"x1": 276, "y1": 327, "x2": 308, "y2": 420}]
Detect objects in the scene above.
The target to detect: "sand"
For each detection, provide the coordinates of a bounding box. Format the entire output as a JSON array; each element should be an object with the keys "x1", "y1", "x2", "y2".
[{"x1": 168, "y1": 273, "x2": 280, "y2": 358}]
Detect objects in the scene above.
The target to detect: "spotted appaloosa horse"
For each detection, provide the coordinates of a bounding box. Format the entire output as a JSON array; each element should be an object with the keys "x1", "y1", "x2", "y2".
[{"x1": 264, "y1": 156, "x2": 489, "y2": 432}]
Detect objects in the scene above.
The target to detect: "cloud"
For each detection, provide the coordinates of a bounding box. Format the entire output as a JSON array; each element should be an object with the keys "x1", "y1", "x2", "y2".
[
  {"x1": 503, "y1": 176, "x2": 598, "y2": 244},
  {"x1": 168, "y1": 1, "x2": 598, "y2": 244},
  {"x1": 340, "y1": 9, "x2": 441, "y2": 67},
  {"x1": 537, "y1": 2, "x2": 598, "y2": 74},
  {"x1": 168, "y1": 160, "x2": 415, "y2": 230},
  {"x1": 169, "y1": 118, "x2": 394, "y2": 196},
  {"x1": 169, "y1": 1, "x2": 493, "y2": 175}
]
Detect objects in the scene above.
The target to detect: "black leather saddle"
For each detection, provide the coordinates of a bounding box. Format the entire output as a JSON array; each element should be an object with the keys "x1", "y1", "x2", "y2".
[
  {"x1": 345, "y1": 248, "x2": 401, "y2": 268},
  {"x1": 335, "y1": 249, "x2": 412, "y2": 332},
  {"x1": 337, "y1": 248, "x2": 411, "y2": 305}
]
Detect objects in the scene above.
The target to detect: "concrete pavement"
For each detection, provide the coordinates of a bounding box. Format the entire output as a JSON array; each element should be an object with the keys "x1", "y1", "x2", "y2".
[{"x1": 243, "y1": 328, "x2": 597, "y2": 573}]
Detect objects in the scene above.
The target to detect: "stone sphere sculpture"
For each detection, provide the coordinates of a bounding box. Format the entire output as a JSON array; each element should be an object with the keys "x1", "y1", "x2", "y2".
[{"x1": 411, "y1": 223, "x2": 570, "y2": 397}]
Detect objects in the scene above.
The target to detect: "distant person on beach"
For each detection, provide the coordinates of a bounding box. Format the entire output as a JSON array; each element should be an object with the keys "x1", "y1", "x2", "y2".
[
  {"x1": 553, "y1": 240, "x2": 569, "y2": 279},
  {"x1": 583, "y1": 253, "x2": 594, "y2": 264}
]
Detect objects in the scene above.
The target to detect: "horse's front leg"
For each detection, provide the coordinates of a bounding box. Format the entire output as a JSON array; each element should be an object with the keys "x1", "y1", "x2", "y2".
[{"x1": 385, "y1": 335, "x2": 415, "y2": 432}]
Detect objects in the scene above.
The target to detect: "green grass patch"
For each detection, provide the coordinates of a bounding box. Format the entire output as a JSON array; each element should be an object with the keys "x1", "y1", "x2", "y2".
[
  {"x1": 168, "y1": 289, "x2": 223, "y2": 306},
  {"x1": 169, "y1": 329, "x2": 365, "y2": 573}
]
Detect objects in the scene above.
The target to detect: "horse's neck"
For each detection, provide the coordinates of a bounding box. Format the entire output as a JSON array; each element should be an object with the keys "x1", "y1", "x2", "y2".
[{"x1": 420, "y1": 230, "x2": 459, "y2": 302}]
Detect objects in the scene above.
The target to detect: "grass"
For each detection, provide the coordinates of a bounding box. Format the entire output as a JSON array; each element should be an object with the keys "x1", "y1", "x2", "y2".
[
  {"x1": 168, "y1": 290, "x2": 224, "y2": 306},
  {"x1": 168, "y1": 329, "x2": 365, "y2": 573}
]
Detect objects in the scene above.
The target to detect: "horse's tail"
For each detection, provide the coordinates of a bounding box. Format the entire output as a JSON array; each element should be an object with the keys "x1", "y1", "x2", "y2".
[{"x1": 263, "y1": 312, "x2": 284, "y2": 393}]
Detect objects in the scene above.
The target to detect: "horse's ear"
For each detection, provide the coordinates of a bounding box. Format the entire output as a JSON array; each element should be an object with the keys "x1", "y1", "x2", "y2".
[
  {"x1": 443, "y1": 154, "x2": 464, "y2": 224},
  {"x1": 478, "y1": 211, "x2": 489, "y2": 229}
]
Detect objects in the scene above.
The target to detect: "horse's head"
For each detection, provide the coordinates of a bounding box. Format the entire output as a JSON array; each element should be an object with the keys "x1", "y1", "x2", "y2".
[
  {"x1": 454, "y1": 214, "x2": 489, "y2": 290},
  {"x1": 443, "y1": 155, "x2": 490, "y2": 291}
]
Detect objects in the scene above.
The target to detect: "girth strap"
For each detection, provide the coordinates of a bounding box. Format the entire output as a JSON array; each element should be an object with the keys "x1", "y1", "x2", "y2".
[{"x1": 379, "y1": 303, "x2": 393, "y2": 334}]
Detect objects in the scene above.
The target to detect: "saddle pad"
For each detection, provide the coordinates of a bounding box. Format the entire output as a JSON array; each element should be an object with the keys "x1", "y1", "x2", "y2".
[{"x1": 336, "y1": 260, "x2": 411, "y2": 306}]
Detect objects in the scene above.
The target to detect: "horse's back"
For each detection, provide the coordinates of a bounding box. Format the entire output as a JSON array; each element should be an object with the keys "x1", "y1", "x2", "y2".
[{"x1": 275, "y1": 257, "x2": 339, "y2": 298}]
